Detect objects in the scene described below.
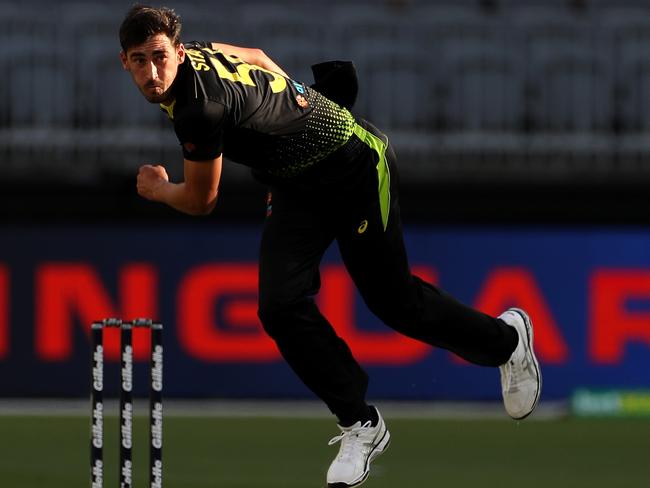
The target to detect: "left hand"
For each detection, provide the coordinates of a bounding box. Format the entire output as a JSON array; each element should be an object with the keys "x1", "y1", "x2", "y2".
[{"x1": 137, "y1": 164, "x2": 169, "y2": 201}]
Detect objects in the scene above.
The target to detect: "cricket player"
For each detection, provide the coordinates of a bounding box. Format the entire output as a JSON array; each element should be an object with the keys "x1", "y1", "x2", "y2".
[{"x1": 119, "y1": 5, "x2": 541, "y2": 487}]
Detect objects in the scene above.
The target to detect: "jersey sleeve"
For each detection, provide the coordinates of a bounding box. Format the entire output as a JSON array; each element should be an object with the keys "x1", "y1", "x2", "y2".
[{"x1": 173, "y1": 100, "x2": 227, "y2": 161}]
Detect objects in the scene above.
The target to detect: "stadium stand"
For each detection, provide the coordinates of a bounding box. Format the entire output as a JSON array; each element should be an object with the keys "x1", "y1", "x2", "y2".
[{"x1": 2, "y1": 0, "x2": 650, "y2": 223}]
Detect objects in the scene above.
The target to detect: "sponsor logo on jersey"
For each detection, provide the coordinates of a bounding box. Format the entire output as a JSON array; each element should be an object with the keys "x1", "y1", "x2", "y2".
[
  {"x1": 296, "y1": 95, "x2": 309, "y2": 108},
  {"x1": 292, "y1": 81, "x2": 305, "y2": 94}
]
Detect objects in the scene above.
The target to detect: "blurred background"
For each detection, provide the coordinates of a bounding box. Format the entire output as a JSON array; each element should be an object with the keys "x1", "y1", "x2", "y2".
[
  {"x1": 1, "y1": 0, "x2": 650, "y2": 421},
  {"x1": 2, "y1": 1, "x2": 650, "y2": 486}
]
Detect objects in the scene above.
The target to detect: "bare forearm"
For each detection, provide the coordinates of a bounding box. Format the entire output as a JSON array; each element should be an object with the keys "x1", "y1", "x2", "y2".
[
  {"x1": 137, "y1": 160, "x2": 221, "y2": 216},
  {"x1": 155, "y1": 181, "x2": 217, "y2": 216}
]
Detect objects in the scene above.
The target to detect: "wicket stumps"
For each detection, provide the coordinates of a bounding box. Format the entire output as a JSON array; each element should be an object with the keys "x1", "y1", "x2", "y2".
[{"x1": 91, "y1": 318, "x2": 163, "y2": 488}]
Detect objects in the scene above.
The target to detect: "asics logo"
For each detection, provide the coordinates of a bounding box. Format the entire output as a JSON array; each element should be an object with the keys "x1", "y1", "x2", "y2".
[{"x1": 358, "y1": 220, "x2": 368, "y2": 234}]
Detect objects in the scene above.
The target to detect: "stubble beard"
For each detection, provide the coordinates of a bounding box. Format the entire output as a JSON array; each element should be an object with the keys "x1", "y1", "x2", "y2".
[{"x1": 140, "y1": 79, "x2": 174, "y2": 104}]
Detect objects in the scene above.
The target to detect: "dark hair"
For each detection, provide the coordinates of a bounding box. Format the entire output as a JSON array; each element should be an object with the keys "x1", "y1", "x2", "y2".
[{"x1": 119, "y1": 4, "x2": 182, "y2": 52}]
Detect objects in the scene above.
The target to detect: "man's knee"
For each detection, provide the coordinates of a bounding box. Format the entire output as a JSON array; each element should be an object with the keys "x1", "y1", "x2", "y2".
[
  {"x1": 257, "y1": 301, "x2": 281, "y2": 338},
  {"x1": 364, "y1": 280, "x2": 433, "y2": 334},
  {"x1": 257, "y1": 298, "x2": 311, "y2": 338}
]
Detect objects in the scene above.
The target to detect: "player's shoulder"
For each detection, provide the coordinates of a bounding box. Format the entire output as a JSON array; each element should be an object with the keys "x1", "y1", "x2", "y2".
[
  {"x1": 175, "y1": 99, "x2": 228, "y2": 127},
  {"x1": 171, "y1": 99, "x2": 228, "y2": 148}
]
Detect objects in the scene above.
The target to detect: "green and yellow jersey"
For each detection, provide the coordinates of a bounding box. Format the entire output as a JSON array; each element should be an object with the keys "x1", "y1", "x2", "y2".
[{"x1": 160, "y1": 41, "x2": 357, "y2": 178}]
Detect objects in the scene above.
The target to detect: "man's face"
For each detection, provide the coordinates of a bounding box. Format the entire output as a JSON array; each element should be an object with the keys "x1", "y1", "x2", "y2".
[{"x1": 120, "y1": 33, "x2": 185, "y2": 104}]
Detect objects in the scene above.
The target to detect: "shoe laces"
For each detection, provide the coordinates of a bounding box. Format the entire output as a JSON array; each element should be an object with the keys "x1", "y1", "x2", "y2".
[{"x1": 328, "y1": 421, "x2": 372, "y2": 461}]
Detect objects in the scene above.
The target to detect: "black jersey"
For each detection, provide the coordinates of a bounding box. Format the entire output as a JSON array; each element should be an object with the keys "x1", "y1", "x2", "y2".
[{"x1": 160, "y1": 42, "x2": 357, "y2": 178}]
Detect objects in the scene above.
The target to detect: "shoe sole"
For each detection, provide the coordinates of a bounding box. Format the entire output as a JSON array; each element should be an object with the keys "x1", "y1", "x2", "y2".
[
  {"x1": 327, "y1": 426, "x2": 391, "y2": 488},
  {"x1": 509, "y1": 307, "x2": 542, "y2": 420}
]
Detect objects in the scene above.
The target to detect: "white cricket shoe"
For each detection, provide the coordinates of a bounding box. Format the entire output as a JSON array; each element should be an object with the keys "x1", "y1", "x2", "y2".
[
  {"x1": 326, "y1": 407, "x2": 390, "y2": 487},
  {"x1": 498, "y1": 308, "x2": 542, "y2": 420}
]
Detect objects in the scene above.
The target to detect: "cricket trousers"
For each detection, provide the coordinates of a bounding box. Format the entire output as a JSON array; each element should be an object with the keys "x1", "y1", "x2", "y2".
[{"x1": 257, "y1": 119, "x2": 518, "y2": 425}]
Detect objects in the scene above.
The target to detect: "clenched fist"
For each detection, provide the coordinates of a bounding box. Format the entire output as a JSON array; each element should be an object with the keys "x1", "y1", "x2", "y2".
[{"x1": 137, "y1": 164, "x2": 169, "y2": 201}]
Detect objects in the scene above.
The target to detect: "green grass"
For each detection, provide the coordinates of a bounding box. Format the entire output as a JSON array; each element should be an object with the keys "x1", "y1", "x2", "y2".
[{"x1": 2, "y1": 415, "x2": 649, "y2": 487}]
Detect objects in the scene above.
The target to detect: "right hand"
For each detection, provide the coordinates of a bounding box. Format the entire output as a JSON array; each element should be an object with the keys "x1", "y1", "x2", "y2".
[{"x1": 137, "y1": 164, "x2": 169, "y2": 201}]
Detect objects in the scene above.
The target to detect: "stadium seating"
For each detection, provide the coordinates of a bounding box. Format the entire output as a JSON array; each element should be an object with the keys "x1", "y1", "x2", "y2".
[{"x1": 4, "y1": 0, "x2": 650, "y2": 183}]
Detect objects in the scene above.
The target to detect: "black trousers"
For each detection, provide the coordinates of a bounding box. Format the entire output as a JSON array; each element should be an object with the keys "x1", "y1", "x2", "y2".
[{"x1": 257, "y1": 120, "x2": 518, "y2": 424}]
